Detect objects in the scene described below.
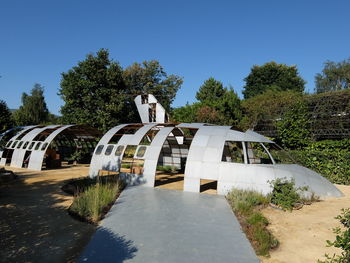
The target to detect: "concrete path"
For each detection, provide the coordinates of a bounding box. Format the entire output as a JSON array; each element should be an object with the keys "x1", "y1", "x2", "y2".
[{"x1": 79, "y1": 186, "x2": 259, "y2": 263}]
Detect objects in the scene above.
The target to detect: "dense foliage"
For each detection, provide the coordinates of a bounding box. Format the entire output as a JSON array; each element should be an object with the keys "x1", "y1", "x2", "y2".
[
  {"x1": 60, "y1": 49, "x2": 182, "y2": 131},
  {"x1": 291, "y1": 140, "x2": 350, "y2": 185},
  {"x1": 13, "y1": 84, "x2": 49, "y2": 125},
  {"x1": 268, "y1": 178, "x2": 308, "y2": 211},
  {"x1": 318, "y1": 208, "x2": 350, "y2": 263},
  {"x1": 172, "y1": 78, "x2": 241, "y2": 125},
  {"x1": 0, "y1": 100, "x2": 14, "y2": 133},
  {"x1": 315, "y1": 58, "x2": 350, "y2": 93},
  {"x1": 123, "y1": 60, "x2": 183, "y2": 112},
  {"x1": 242, "y1": 61, "x2": 305, "y2": 99}
]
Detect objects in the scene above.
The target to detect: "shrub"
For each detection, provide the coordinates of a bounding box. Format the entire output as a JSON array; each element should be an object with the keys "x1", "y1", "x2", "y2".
[
  {"x1": 227, "y1": 189, "x2": 269, "y2": 216},
  {"x1": 226, "y1": 189, "x2": 278, "y2": 256},
  {"x1": 291, "y1": 139, "x2": 350, "y2": 185},
  {"x1": 318, "y1": 208, "x2": 350, "y2": 263},
  {"x1": 70, "y1": 177, "x2": 124, "y2": 223},
  {"x1": 268, "y1": 178, "x2": 307, "y2": 211}
]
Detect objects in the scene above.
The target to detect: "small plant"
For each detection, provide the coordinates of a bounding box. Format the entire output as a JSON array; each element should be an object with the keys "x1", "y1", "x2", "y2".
[
  {"x1": 226, "y1": 188, "x2": 278, "y2": 256},
  {"x1": 268, "y1": 177, "x2": 308, "y2": 211},
  {"x1": 318, "y1": 208, "x2": 350, "y2": 263}
]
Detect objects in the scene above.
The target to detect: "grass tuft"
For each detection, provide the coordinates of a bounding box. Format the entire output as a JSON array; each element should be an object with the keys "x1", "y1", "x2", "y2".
[
  {"x1": 227, "y1": 188, "x2": 278, "y2": 256},
  {"x1": 69, "y1": 176, "x2": 124, "y2": 223}
]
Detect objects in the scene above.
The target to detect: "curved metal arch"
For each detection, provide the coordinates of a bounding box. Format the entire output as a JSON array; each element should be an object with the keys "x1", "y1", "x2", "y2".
[
  {"x1": 89, "y1": 124, "x2": 159, "y2": 177},
  {"x1": 27, "y1": 125, "x2": 74, "y2": 170},
  {"x1": 0, "y1": 126, "x2": 38, "y2": 165},
  {"x1": 11, "y1": 125, "x2": 62, "y2": 168},
  {"x1": 142, "y1": 126, "x2": 177, "y2": 186},
  {"x1": 89, "y1": 124, "x2": 129, "y2": 177}
]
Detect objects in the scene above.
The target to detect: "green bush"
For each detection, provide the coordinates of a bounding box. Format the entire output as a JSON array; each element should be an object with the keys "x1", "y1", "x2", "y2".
[
  {"x1": 291, "y1": 139, "x2": 350, "y2": 185},
  {"x1": 226, "y1": 189, "x2": 277, "y2": 256},
  {"x1": 70, "y1": 178, "x2": 124, "y2": 223},
  {"x1": 269, "y1": 178, "x2": 307, "y2": 211},
  {"x1": 318, "y1": 208, "x2": 350, "y2": 263}
]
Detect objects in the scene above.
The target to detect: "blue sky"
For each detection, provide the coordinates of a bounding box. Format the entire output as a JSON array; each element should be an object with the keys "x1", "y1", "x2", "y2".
[{"x1": 0, "y1": 0, "x2": 349, "y2": 115}]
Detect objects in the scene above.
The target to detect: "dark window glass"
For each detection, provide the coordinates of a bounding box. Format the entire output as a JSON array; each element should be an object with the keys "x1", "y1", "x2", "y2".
[
  {"x1": 34, "y1": 142, "x2": 42, "y2": 151},
  {"x1": 17, "y1": 141, "x2": 23, "y2": 149},
  {"x1": 28, "y1": 142, "x2": 35, "y2": 150},
  {"x1": 221, "y1": 141, "x2": 244, "y2": 163},
  {"x1": 95, "y1": 145, "x2": 104, "y2": 155},
  {"x1": 105, "y1": 145, "x2": 114, "y2": 156},
  {"x1": 22, "y1": 141, "x2": 29, "y2": 149},
  {"x1": 12, "y1": 141, "x2": 18, "y2": 148},
  {"x1": 41, "y1": 143, "x2": 48, "y2": 151},
  {"x1": 6, "y1": 141, "x2": 12, "y2": 147}
]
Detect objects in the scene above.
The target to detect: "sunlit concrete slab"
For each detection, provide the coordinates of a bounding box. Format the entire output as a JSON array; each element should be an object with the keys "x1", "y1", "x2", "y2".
[{"x1": 78, "y1": 186, "x2": 259, "y2": 263}]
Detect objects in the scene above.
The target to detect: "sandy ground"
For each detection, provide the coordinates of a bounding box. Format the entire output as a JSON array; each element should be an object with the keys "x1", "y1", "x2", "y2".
[
  {"x1": 260, "y1": 184, "x2": 350, "y2": 263},
  {"x1": 0, "y1": 165, "x2": 96, "y2": 263},
  {"x1": 155, "y1": 173, "x2": 217, "y2": 194}
]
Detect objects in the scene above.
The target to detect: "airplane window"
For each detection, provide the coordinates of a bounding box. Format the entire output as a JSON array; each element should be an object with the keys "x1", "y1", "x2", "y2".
[
  {"x1": 221, "y1": 141, "x2": 244, "y2": 163},
  {"x1": 28, "y1": 142, "x2": 35, "y2": 150},
  {"x1": 34, "y1": 142, "x2": 42, "y2": 150},
  {"x1": 246, "y1": 142, "x2": 273, "y2": 164},
  {"x1": 115, "y1": 145, "x2": 124, "y2": 156},
  {"x1": 105, "y1": 145, "x2": 114, "y2": 156},
  {"x1": 136, "y1": 146, "x2": 147, "y2": 158},
  {"x1": 95, "y1": 145, "x2": 104, "y2": 155}
]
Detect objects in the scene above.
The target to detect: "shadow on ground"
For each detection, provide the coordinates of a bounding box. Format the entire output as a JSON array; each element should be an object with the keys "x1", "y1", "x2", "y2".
[
  {"x1": 78, "y1": 227, "x2": 137, "y2": 262},
  {"x1": 0, "y1": 167, "x2": 96, "y2": 263}
]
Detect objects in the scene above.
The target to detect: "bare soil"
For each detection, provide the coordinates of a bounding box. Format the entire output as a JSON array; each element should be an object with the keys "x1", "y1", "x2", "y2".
[
  {"x1": 260, "y1": 184, "x2": 350, "y2": 263},
  {"x1": 0, "y1": 165, "x2": 96, "y2": 263}
]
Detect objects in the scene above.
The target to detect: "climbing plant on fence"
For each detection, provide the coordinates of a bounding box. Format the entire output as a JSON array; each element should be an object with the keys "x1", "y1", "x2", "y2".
[{"x1": 290, "y1": 139, "x2": 350, "y2": 185}]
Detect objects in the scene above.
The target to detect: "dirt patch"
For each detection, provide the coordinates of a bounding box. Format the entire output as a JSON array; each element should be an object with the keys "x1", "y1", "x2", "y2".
[
  {"x1": 260, "y1": 184, "x2": 350, "y2": 263},
  {"x1": 0, "y1": 165, "x2": 96, "y2": 263}
]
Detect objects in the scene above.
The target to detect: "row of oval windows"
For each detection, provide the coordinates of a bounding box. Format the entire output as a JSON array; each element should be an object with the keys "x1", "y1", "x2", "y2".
[
  {"x1": 95, "y1": 145, "x2": 147, "y2": 158},
  {"x1": 5, "y1": 140, "x2": 48, "y2": 151}
]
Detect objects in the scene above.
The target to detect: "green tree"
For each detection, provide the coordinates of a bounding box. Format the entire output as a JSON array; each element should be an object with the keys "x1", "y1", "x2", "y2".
[
  {"x1": 13, "y1": 84, "x2": 49, "y2": 125},
  {"x1": 123, "y1": 60, "x2": 183, "y2": 112},
  {"x1": 196, "y1": 77, "x2": 225, "y2": 103},
  {"x1": 171, "y1": 102, "x2": 201, "y2": 123},
  {"x1": 243, "y1": 61, "x2": 306, "y2": 99},
  {"x1": 315, "y1": 58, "x2": 350, "y2": 93},
  {"x1": 0, "y1": 100, "x2": 14, "y2": 133},
  {"x1": 59, "y1": 49, "x2": 129, "y2": 131},
  {"x1": 172, "y1": 79, "x2": 242, "y2": 125}
]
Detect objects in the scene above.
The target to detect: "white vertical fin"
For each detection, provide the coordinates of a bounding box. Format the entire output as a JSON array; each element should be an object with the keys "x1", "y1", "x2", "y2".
[{"x1": 134, "y1": 94, "x2": 168, "y2": 123}]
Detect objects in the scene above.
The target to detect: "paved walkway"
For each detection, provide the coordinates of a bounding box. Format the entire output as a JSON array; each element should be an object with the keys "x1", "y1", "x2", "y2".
[{"x1": 79, "y1": 186, "x2": 259, "y2": 263}]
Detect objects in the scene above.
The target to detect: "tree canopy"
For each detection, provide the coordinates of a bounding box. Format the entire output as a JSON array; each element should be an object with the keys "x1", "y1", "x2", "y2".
[
  {"x1": 13, "y1": 84, "x2": 49, "y2": 126},
  {"x1": 123, "y1": 60, "x2": 183, "y2": 112},
  {"x1": 242, "y1": 61, "x2": 306, "y2": 99},
  {"x1": 59, "y1": 49, "x2": 183, "y2": 131},
  {"x1": 172, "y1": 78, "x2": 242, "y2": 126},
  {"x1": 0, "y1": 100, "x2": 14, "y2": 133},
  {"x1": 59, "y1": 49, "x2": 127, "y2": 131},
  {"x1": 315, "y1": 58, "x2": 350, "y2": 93},
  {"x1": 195, "y1": 77, "x2": 226, "y2": 103}
]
